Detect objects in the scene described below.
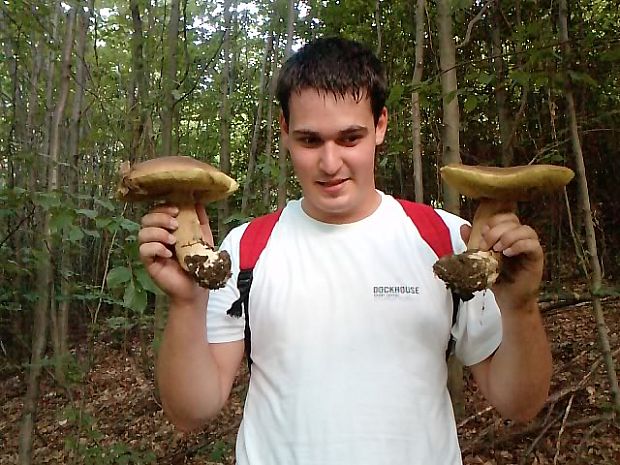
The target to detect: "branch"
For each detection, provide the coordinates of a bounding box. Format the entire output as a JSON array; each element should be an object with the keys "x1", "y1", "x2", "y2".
[
  {"x1": 456, "y1": 0, "x2": 494, "y2": 49},
  {"x1": 0, "y1": 202, "x2": 36, "y2": 249},
  {"x1": 553, "y1": 394, "x2": 574, "y2": 465}
]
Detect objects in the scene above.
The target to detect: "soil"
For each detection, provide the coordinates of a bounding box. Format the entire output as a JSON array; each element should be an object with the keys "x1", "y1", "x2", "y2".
[{"x1": 1, "y1": 299, "x2": 619, "y2": 465}]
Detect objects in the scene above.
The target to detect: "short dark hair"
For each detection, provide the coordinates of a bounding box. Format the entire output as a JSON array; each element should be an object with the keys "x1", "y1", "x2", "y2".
[{"x1": 276, "y1": 37, "x2": 387, "y2": 126}]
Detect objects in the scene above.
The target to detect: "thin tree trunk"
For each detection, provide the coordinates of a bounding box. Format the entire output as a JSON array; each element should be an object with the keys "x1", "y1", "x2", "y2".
[
  {"x1": 217, "y1": 0, "x2": 234, "y2": 238},
  {"x1": 436, "y1": 0, "x2": 464, "y2": 420},
  {"x1": 129, "y1": 0, "x2": 150, "y2": 161},
  {"x1": 558, "y1": 0, "x2": 620, "y2": 414},
  {"x1": 18, "y1": 7, "x2": 76, "y2": 464},
  {"x1": 375, "y1": 0, "x2": 382, "y2": 57},
  {"x1": 55, "y1": 3, "x2": 88, "y2": 386},
  {"x1": 161, "y1": 0, "x2": 180, "y2": 155},
  {"x1": 491, "y1": 8, "x2": 514, "y2": 166},
  {"x1": 263, "y1": 33, "x2": 280, "y2": 211},
  {"x1": 277, "y1": 0, "x2": 296, "y2": 209},
  {"x1": 242, "y1": 33, "x2": 273, "y2": 215},
  {"x1": 411, "y1": 0, "x2": 426, "y2": 203}
]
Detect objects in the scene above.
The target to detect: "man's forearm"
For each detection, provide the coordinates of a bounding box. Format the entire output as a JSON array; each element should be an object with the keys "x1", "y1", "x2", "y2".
[
  {"x1": 157, "y1": 298, "x2": 228, "y2": 430},
  {"x1": 483, "y1": 300, "x2": 552, "y2": 422}
]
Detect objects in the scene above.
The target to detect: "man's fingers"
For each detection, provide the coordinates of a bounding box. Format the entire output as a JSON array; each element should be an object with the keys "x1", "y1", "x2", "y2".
[
  {"x1": 502, "y1": 238, "x2": 542, "y2": 258},
  {"x1": 139, "y1": 241, "x2": 174, "y2": 261},
  {"x1": 138, "y1": 226, "x2": 177, "y2": 247},
  {"x1": 141, "y1": 212, "x2": 179, "y2": 231}
]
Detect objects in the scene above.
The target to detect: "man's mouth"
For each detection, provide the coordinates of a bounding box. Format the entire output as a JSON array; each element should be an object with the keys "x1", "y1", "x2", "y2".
[{"x1": 317, "y1": 178, "x2": 349, "y2": 187}]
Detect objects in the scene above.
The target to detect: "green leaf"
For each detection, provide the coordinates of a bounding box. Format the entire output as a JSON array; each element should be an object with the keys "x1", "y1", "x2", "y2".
[
  {"x1": 568, "y1": 70, "x2": 598, "y2": 87},
  {"x1": 95, "y1": 198, "x2": 116, "y2": 211},
  {"x1": 443, "y1": 89, "x2": 459, "y2": 104},
  {"x1": 83, "y1": 229, "x2": 101, "y2": 238},
  {"x1": 106, "y1": 266, "x2": 132, "y2": 287},
  {"x1": 50, "y1": 210, "x2": 74, "y2": 232},
  {"x1": 135, "y1": 268, "x2": 163, "y2": 295},
  {"x1": 34, "y1": 192, "x2": 62, "y2": 209},
  {"x1": 476, "y1": 72, "x2": 493, "y2": 86},
  {"x1": 509, "y1": 71, "x2": 531, "y2": 86},
  {"x1": 387, "y1": 84, "x2": 405, "y2": 107},
  {"x1": 68, "y1": 226, "x2": 85, "y2": 242},
  {"x1": 119, "y1": 218, "x2": 140, "y2": 232},
  {"x1": 123, "y1": 281, "x2": 147, "y2": 313},
  {"x1": 95, "y1": 217, "x2": 113, "y2": 229},
  {"x1": 463, "y1": 95, "x2": 479, "y2": 113},
  {"x1": 76, "y1": 209, "x2": 98, "y2": 219}
]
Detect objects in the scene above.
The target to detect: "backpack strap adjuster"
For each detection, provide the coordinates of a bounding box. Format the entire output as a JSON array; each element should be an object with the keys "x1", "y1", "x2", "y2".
[{"x1": 227, "y1": 269, "x2": 254, "y2": 318}]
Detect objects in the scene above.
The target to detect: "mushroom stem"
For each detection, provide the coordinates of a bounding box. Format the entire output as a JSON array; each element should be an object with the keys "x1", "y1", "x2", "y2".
[
  {"x1": 467, "y1": 199, "x2": 517, "y2": 251},
  {"x1": 174, "y1": 203, "x2": 209, "y2": 272},
  {"x1": 432, "y1": 199, "x2": 517, "y2": 299}
]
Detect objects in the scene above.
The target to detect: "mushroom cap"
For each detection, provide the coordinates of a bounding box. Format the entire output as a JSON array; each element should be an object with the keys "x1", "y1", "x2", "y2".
[
  {"x1": 440, "y1": 163, "x2": 575, "y2": 200},
  {"x1": 117, "y1": 156, "x2": 239, "y2": 203}
]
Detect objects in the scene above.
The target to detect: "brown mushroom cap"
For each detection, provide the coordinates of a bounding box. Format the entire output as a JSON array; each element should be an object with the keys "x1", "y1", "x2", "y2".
[
  {"x1": 440, "y1": 164, "x2": 575, "y2": 200},
  {"x1": 117, "y1": 156, "x2": 238, "y2": 204}
]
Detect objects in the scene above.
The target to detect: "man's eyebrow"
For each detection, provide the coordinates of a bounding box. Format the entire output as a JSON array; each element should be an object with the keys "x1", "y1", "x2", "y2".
[
  {"x1": 338, "y1": 126, "x2": 368, "y2": 135},
  {"x1": 291, "y1": 129, "x2": 320, "y2": 137}
]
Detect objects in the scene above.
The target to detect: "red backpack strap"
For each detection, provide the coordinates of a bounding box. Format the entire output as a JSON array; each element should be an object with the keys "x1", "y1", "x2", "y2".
[
  {"x1": 227, "y1": 210, "x2": 283, "y2": 373},
  {"x1": 396, "y1": 199, "x2": 453, "y2": 258},
  {"x1": 238, "y1": 210, "x2": 284, "y2": 271},
  {"x1": 227, "y1": 210, "x2": 283, "y2": 319},
  {"x1": 397, "y1": 199, "x2": 460, "y2": 360}
]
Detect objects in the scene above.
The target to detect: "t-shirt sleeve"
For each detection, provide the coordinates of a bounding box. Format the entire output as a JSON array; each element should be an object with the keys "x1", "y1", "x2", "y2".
[
  {"x1": 205, "y1": 223, "x2": 248, "y2": 343},
  {"x1": 435, "y1": 209, "x2": 503, "y2": 366}
]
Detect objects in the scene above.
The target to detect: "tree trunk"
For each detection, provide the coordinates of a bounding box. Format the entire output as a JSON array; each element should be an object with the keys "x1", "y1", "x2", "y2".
[
  {"x1": 130, "y1": 0, "x2": 154, "y2": 161},
  {"x1": 277, "y1": 0, "x2": 297, "y2": 209},
  {"x1": 19, "y1": 6, "x2": 76, "y2": 464},
  {"x1": 558, "y1": 0, "x2": 620, "y2": 414},
  {"x1": 217, "y1": 0, "x2": 234, "y2": 238},
  {"x1": 263, "y1": 32, "x2": 280, "y2": 211},
  {"x1": 375, "y1": 0, "x2": 382, "y2": 57},
  {"x1": 161, "y1": 0, "x2": 180, "y2": 156},
  {"x1": 490, "y1": 8, "x2": 514, "y2": 166},
  {"x1": 54, "y1": 3, "x2": 87, "y2": 387},
  {"x1": 411, "y1": 0, "x2": 426, "y2": 203},
  {"x1": 242, "y1": 33, "x2": 274, "y2": 215},
  {"x1": 436, "y1": 0, "x2": 464, "y2": 420}
]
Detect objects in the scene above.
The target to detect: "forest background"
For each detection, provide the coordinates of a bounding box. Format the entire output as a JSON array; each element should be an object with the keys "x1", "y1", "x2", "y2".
[{"x1": 1, "y1": 0, "x2": 619, "y2": 464}]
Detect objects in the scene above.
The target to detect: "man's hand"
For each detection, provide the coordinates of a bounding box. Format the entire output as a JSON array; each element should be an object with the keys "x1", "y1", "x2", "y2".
[
  {"x1": 138, "y1": 203, "x2": 212, "y2": 305},
  {"x1": 460, "y1": 212, "x2": 544, "y2": 312}
]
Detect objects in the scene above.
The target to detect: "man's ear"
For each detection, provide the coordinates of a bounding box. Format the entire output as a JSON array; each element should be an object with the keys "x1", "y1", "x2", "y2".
[
  {"x1": 375, "y1": 107, "x2": 388, "y2": 145},
  {"x1": 279, "y1": 111, "x2": 289, "y2": 135}
]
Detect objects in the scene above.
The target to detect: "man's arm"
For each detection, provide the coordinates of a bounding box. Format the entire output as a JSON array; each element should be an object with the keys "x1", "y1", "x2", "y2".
[
  {"x1": 157, "y1": 298, "x2": 244, "y2": 431},
  {"x1": 469, "y1": 299, "x2": 552, "y2": 422},
  {"x1": 464, "y1": 213, "x2": 552, "y2": 423},
  {"x1": 139, "y1": 204, "x2": 244, "y2": 431}
]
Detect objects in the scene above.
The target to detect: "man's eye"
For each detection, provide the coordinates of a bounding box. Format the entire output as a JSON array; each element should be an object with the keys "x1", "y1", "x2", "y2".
[
  {"x1": 301, "y1": 137, "x2": 320, "y2": 145},
  {"x1": 341, "y1": 134, "x2": 361, "y2": 145}
]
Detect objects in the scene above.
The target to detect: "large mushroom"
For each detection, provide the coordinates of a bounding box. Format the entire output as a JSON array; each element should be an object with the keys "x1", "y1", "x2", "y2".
[
  {"x1": 433, "y1": 163, "x2": 575, "y2": 300},
  {"x1": 117, "y1": 156, "x2": 239, "y2": 290}
]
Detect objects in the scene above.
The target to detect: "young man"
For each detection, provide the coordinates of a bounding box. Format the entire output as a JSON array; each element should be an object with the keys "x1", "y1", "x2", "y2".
[{"x1": 138, "y1": 37, "x2": 552, "y2": 464}]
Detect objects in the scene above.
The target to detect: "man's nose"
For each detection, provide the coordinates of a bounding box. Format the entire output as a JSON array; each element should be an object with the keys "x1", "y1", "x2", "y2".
[{"x1": 318, "y1": 142, "x2": 343, "y2": 175}]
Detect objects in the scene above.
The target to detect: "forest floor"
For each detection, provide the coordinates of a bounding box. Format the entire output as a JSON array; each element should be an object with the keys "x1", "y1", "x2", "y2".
[{"x1": 1, "y1": 298, "x2": 619, "y2": 465}]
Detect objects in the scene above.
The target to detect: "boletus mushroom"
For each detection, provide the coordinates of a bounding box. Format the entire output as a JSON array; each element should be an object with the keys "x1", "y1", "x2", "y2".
[
  {"x1": 117, "y1": 156, "x2": 239, "y2": 290},
  {"x1": 432, "y1": 163, "x2": 575, "y2": 300}
]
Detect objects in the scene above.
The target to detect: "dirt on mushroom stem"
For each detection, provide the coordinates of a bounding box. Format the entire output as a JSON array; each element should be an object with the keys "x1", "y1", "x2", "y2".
[
  {"x1": 172, "y1": 200, "x2": 232, "y2": 290},
  {"x1": 434, "y1": 199, "x2": 515, "y2": 298}
]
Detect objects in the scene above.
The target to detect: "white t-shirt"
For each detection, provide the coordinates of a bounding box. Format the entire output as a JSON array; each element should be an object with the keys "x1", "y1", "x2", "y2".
[{"x1": 207, "y1": 192, "x2": 502, "y2": 465}]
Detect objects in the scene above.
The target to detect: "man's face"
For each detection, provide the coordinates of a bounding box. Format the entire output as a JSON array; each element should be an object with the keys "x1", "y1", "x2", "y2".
[{"x1": 281, "y1": 89, "x2": 388, "y2": 224}]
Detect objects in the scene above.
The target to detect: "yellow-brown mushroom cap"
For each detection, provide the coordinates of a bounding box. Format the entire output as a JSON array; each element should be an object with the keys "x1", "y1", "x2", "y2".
[
  {"x1": 117, "y1": 156, "x2": 238, "y2": 204},
  {"x1": 440, "y1": 164, "x2": 575, "y2": 200}
]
